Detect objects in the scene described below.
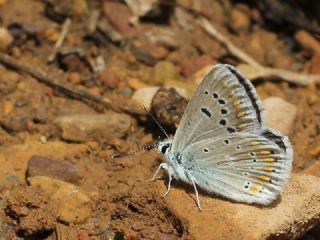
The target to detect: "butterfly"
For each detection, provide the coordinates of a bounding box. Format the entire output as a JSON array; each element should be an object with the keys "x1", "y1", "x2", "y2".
[{"x1": 152, "y1": 64, "x2": 293, "y2": 210}]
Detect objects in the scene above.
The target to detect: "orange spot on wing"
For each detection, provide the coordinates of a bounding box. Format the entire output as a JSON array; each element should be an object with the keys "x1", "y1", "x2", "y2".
[
  {"x1": 259, "y1": 175, "x2": 271, "y2": 182},
  {"x1": 251, "y1": 184, "x2": 262, "y2": 194},
  {"x1": 237, "y1": 111, "x2": 245, "y2": 117},
  {"x1": 233, "y1": 100, "x2": 241, "y2": 106},
  {"x1": 263, "y1": 158, "x2": 274, "y2": 163},
  {"x1": 263, "y1": 166, "x2": 273, "y2": 172},
  {"x1": 250, "y1": 141, "x2": 259, "y2": 146},
  {"x1": 259, "y1": 150, "x2": 270, "y2": 155}
]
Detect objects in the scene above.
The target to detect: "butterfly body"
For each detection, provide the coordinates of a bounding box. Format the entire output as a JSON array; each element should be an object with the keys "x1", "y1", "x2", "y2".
[{"x1": 153, "y1": 64, "x2": 293, "y2": 209}]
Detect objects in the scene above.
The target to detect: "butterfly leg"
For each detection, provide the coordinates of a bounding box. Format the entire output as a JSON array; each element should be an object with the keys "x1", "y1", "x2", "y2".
[
  {"x1": 188, "y1": 174, "x2": 201, "y2": 211},
  {"x1": 162, "y1": 167, "x2": 173, "y2": 197},
  {"x1": 150, "y1": 163, "x2": 168, "y2": 181}
]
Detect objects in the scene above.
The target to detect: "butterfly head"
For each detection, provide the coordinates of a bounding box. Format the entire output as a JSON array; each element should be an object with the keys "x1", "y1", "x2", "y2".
[{"x1": 156, "y1": 139, "x2": 172, "y2": 155}]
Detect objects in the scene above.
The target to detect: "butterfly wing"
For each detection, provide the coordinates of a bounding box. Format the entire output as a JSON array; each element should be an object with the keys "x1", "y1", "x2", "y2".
[
  {"x1": 180, "y1": 129, "x2": 292, "y2": 204},
  {"x1": 171, "y1": 64, "x2": 265, "y2": 153}
]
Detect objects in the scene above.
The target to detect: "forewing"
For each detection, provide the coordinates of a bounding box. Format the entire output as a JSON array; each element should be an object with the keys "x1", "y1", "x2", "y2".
[
  {"x1": 172, "y1": 64, "x2": 265, "y2": 153},
  {"x1": 181, "y1": 130, "x2": 292, "y2": 204}
]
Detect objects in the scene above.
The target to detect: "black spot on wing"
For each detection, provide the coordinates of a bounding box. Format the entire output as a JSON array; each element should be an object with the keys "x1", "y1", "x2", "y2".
[{"x1": 201, "y1": 107, "x2": 212, "y2": 118}]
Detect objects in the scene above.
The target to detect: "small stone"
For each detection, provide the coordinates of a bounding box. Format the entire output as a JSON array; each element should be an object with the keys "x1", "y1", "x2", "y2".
[
  {"x1": 97, "y1": 68, "x2": 120, "y2": 89},
  {"x1": 263, "y1": 97, "x2": 297, "y2": 136},
  {"x1": 78, "y1": 229, "x2": 90, "y2": 240},
  {"x1": 0, "y1": 27, "x2": 13, "y2": 50},
  {"x1": 147, "y1": 44, "x2": 168, "y2": 60},
  {"x1": 180, "y1": 55, "x2": 217, "y2": 77},
  {"x1": 295, "y1": 30, "x2": 320, "y2": 53},
  {"x1": 72, "y1": 0, "x2": 88, "y2": 16},
  {"x1": 310, "y1": 54, "x2": 320, "y2": 75},
  {"x1": 230, "y1": 7, "x2": 251, "y2": 33},
  {"x1": 147, "y1": 61, "x2": 180, "y2": 85},
  {"x1": 307, "y1": 94, "x2": 318, "y2": 106},
  {"x1": 103, "y1": 1, "x2": 135, "y2": 36},
  {"x1": 54, "y1": 113, "x2": 131, "y2": 142},
  {"x1": 151, "y1": 87, "x2": 188, "y2": 129},
  {"x1": 1, "y1": 114, "x2": 29, "y2": 132},
  {"x1": 44, "y1": 28, "x2": 61, "y2": 43},
  {"x1": 27, "y1": 155, "x2": 80, "y2": 184},
  {"x1": 68, "y1": 71, "x2": 81, "y2": 85},
  {"x1": 131, "y1": 46, "x2": 158, "y2": 66},
  {"x1": 128, "y1": 78, "x2": 146, "y2": 89},
  {"x1": 28, "y1": 176, "x2": 92, "y2": 224},
  {"x1": 39, "y1": 135, "x2": 47, "y2": 143}
]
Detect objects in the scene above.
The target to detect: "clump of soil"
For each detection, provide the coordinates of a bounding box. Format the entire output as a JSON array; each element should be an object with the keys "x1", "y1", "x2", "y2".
[{"x1": 5, "y1": 186, "x2": 57, "y2": 237}]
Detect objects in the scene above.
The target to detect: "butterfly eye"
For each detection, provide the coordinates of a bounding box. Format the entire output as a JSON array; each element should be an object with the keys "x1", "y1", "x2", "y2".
[{"x1": 161, "y1": 144, "x2": 170, "y2": 154}]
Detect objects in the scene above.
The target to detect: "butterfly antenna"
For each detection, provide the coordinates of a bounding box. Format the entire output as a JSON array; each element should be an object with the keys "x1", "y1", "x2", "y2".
[
  {"x1": 112, "y1": 143, "x2": 156, "y2": 158},
  {"x1": 141, "y1": 105, "x2": 170, "y2": 140}
]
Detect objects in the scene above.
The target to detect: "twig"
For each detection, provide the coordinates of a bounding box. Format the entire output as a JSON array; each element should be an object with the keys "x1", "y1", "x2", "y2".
[
  {"x1": 48, "y1": 18, "x2": 72, "y2": 62},
  {"x1": 198, "y1": 17, "x2": 320, "y2": 86},
  {"x1": 0, "y1": 52, "x2": 121, "y2": 112}
]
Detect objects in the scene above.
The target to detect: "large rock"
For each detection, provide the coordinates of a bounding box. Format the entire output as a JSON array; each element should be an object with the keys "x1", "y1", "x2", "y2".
[
  {"x1": 27, "y1": 155, "x2": 80, "y2": 184},
  {"x1": 28, "y1": 176, "x2": 92, "y2": 224},
  {"x1": 54, "y1": 113, "x2": 131, "y2": 142},
  {"x1": 154, "y1": 174, "x2": 320, "y2": 239}
]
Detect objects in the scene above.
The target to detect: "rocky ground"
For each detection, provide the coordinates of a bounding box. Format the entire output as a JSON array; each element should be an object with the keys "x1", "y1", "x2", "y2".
[{"x1": 0, "y1": 0, "x2": 320, "y2": 239}]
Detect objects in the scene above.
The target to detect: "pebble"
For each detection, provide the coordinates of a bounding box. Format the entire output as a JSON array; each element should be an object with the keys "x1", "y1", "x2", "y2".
[
  {"x1": 28, "y1": 176, "x2": 92, "y2": 224},
  {"x1": 27, "y1": 155, "x2": 80, "y2": 184},
  {"x1": 68, "y1": 72, "x2": 81, "y2": 85},
  {"x1": 1, "y1": 114, "x2": 29, "y2": 132},
  {"x1": 147, "y1": 44, "x2": 168, "y2": 60},
  {"x1": 103, "y1": 1, "x2": 135, "y2": 36},
  {"x1": 44, "y1": 28, "x2": 61, "y2": 43},
  {"x1": 263, "y1": 97, "x2": 297, "y2": 135},
  {"x1": 147, "y1": 61, "x2": 180, "y2": 85},
  {"x1": 128, "y1": 78, "x2": 146, "y2": 89},
  {"x1": 180, "y1": 55, "x2": 217, "y2": 77},
  {"x1": 54, "y1": 113, "x2": 131, "y2": 142},
  {"x1": 151, "y1": 88, "x2": 188, "y2": 129},
  {"x1": 295, "y1": 30, "x2": 320, "y2": 53},
  {"x1": 78, "y1": 229, "x2": 90, "y2": 240},
  {"x1": 310, "y1": 54, "x2": 320, "y2": 75},
  {"x1": 0, "y1": 27, "x2": 13, "y2": 50},
  {"x1": 72, "y1": 0, "x2": 88, "y2": 16},
  {"x1": 230, "y1": 7, "x2": 251, "y2": 33},
  {"x1": 97, "y1": 68, "x2": 120, "y2": 89}
]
